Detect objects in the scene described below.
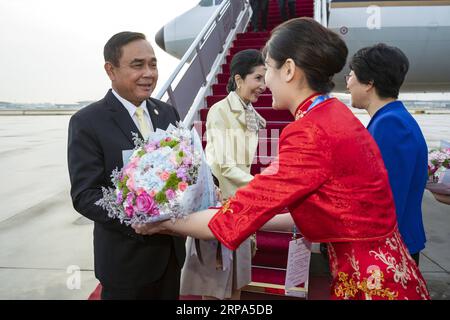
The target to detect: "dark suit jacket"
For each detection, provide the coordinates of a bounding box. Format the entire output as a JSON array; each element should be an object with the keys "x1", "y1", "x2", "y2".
[
  {"x1": 367, "y1": 100, "x2": 427, "y2": 254},
  {"x1": 68, "y1": 89, "x2": 186, "y2": 288}
]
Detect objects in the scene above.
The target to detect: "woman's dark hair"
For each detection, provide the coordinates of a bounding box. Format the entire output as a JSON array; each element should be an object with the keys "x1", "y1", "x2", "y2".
[
  {"x1": 104, "y1": 31, "x2": 146, "y2": 67},
  {"x1": 227, "y1": 49, "x2": 265, "y2": 93},
  {"x1": 262, "y1": 17, "x2": 348, "y2": 93},
  {"x1": 350, "y1": 43, "x2": 409, "y2": 99}
]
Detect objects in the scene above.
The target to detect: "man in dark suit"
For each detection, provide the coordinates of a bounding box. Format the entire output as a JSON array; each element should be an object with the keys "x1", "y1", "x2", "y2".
[{"x1": 67, "y1": 31, "x2": 185, "y2": 299}]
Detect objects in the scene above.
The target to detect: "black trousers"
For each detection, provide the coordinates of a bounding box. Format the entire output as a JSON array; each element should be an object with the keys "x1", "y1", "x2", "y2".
[
  {"x1": 101, "y1": 250, "x2": 181, "y2": 300},
  {"x1": 278, "y1": 0, "x2": 296, "y2": 21},
  {"x1": 250, "y1": 0, "x2": 269, "y2": 31}
]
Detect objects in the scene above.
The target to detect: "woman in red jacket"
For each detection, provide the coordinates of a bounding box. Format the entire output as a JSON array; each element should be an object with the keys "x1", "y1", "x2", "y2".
[{"x1": 134, "y1": 18, "x2": 430, "y2": 300}]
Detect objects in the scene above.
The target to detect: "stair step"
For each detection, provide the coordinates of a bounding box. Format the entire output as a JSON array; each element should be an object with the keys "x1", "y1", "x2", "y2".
[
  {"x1": 201, "y1": 137, "x2": 279, "y2": 156},
  {"x1": 268, "y1": 0, "x2": 313, "y2": 5},
  {"x1": 262, "y1": 13, "x2": 314, "y2": 23},
  {"x1": 212, "y1": 83, "x2": 271, "y2": 94},
  {"x1": 229, "y1": 46, "x2": 264, "y2": 55},
  {"x1": 257, "y1": 138, "x2": 279, "y2": 156},
  {"x1": 200, "y1": 107, "x2": 293, "y2": 122},
  {"x1": 233, "y1": 38, "x2": 268, "y2": 47},
  {"x1": 267, "y1": 6, "x2": 313, "y2": 13},
  {"x1": 255, "y1": 231, "x2": 292, "y2": 254},
  {"x1": 200, "y1": 141, "x2": 279, "y2": 163},
  {"x1": 217, "y1": 72, "x2": 230, "y2": 83},
  {"x1": 236, "y1": 32, "x2": 270, "y2": 40},
  {"x1": 226, "y1": 53, "x2": 247, "y2": 64},
  {"x1": 193, "y1": 120, "x2": 289, "y2": 140},
  {"x1": 247, "y1": 267, "x2": 308, "y2": 297},
  {"x1": 207, "y1": 94, "x2": 273, "y2": 108},
  {"x1": 252, "y1": 231, "x2": 292, "y2": 268},
  {"x1": 251, "y1": 267, "x2": 286, "y2": 286}
]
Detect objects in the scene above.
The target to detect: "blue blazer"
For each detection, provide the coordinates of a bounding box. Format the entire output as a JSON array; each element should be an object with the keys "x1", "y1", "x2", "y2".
[{"x1": 367, "y1": 101, "x2": 427, "y2": 254}]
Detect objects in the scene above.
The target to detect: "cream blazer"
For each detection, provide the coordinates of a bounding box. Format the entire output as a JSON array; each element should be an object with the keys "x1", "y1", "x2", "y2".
[{"x1": 205, "y1": 91, "x2": 265, "y2": 199}]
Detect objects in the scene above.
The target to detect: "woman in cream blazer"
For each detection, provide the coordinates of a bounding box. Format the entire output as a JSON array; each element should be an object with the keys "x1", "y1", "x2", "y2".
[{"x1": 180, "y1": 49, "x2": 267, "y2": 299}]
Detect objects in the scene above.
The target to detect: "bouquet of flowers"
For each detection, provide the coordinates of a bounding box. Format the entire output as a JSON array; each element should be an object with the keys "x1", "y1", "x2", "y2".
[
  {"x1": 428, "y1": 147, "x2": 450, "y2": 183},
  {"x1": 96, "y1": 124, "x2": 217, "y2": 225}
]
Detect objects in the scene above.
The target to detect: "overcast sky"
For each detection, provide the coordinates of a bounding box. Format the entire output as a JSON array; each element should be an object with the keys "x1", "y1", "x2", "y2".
[
  {"x1": 0, "y1": 0, "x2": 198, "y2": 103},
  {"x1": 0, "y1": 0, "x2": 449, "y2": 104}
]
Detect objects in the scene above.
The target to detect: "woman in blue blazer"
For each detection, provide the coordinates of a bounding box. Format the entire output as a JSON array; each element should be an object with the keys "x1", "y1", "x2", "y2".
[{"x1": 346, "y1": 43, "x2": 428, "y2": 265}]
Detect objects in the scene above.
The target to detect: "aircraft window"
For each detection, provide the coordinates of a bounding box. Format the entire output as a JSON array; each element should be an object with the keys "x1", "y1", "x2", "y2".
[
  {"x1": 215, "y1": 0, "x2": 224, "y2": 5},
  {"x1": 199, "y1": 0, "x2": 213, "y2": 7}
]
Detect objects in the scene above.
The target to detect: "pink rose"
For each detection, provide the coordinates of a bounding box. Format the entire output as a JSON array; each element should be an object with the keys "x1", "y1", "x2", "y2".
[
  {"x1": 136, "y1": 192, "x2": 157, "y2": 215},
  {"x1": 160, "y1": 171, "x2": 170, "y2": 181},
  {"x1": 178, "y1": 182, "x2": 188, "y2": 192}
]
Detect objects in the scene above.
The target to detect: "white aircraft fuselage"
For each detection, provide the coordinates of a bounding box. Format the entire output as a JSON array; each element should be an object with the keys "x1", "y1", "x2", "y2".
[
  {"x1": 156, "y1": 0, "x2": 450, "y2": 93},
  {"x1": 330, "y1": 0, "x2": 450, "y2": 92}
]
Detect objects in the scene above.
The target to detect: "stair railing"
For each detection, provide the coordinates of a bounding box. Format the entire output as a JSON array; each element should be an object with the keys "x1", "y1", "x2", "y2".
[
  {"x1": 314, "y1": 0, "x2": 329, "y2": 27},
  {"x1": 154, "y1": 0, "x2": 252, "y2": 127}
]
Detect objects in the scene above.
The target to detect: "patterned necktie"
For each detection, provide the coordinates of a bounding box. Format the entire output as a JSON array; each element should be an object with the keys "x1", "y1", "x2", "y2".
[{"x1": 135, "y1": 106, "x2": 151, "y2": 139}]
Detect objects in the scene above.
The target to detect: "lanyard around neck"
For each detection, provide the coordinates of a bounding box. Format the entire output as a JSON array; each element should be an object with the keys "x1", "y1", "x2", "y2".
[
  {"x1": 295, "y1": 94, "x2": 331, "y2": 120},
  {"x1": 307, "y1": 94, "x2": 331, "y2": 112}
]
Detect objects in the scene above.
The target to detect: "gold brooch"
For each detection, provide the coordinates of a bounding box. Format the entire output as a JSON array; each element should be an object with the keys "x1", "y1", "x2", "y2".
[{"x1": 221, "y1": 200, "x2": 234, "y2": 215}]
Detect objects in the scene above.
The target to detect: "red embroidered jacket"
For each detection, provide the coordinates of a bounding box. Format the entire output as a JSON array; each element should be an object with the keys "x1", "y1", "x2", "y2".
[{"x1": 209, "y1": 97, "x2": 398, "y2": 250}]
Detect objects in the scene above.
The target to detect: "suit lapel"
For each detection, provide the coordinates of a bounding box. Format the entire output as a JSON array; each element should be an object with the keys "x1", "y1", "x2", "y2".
[
  {"x1": 226, "y1": 92, "x2": 247, "y2": 128},
  {"x1": 105, "y1": 90, "x2": 143, "y2": 144}
]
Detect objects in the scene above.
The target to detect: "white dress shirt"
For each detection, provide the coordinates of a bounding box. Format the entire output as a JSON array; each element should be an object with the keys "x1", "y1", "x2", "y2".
[{"x1": 112, "y1": 89, "x2": 154, "y2": 133}]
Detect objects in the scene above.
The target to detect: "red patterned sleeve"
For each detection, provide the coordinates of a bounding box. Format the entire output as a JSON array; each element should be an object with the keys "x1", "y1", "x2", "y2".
[{"x1": 208, "y1": 119, "x2": 332, "y2": 250}]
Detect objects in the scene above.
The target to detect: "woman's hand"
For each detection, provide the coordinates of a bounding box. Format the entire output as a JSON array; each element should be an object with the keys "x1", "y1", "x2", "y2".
[{"x1": 132, "y1": 221, "x2": 167, "y2": 235}]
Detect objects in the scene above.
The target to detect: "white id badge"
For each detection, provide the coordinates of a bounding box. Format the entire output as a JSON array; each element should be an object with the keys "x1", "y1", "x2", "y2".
[{"x1": 285, "y1": 237, "x2": 311, "y2": 298}]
